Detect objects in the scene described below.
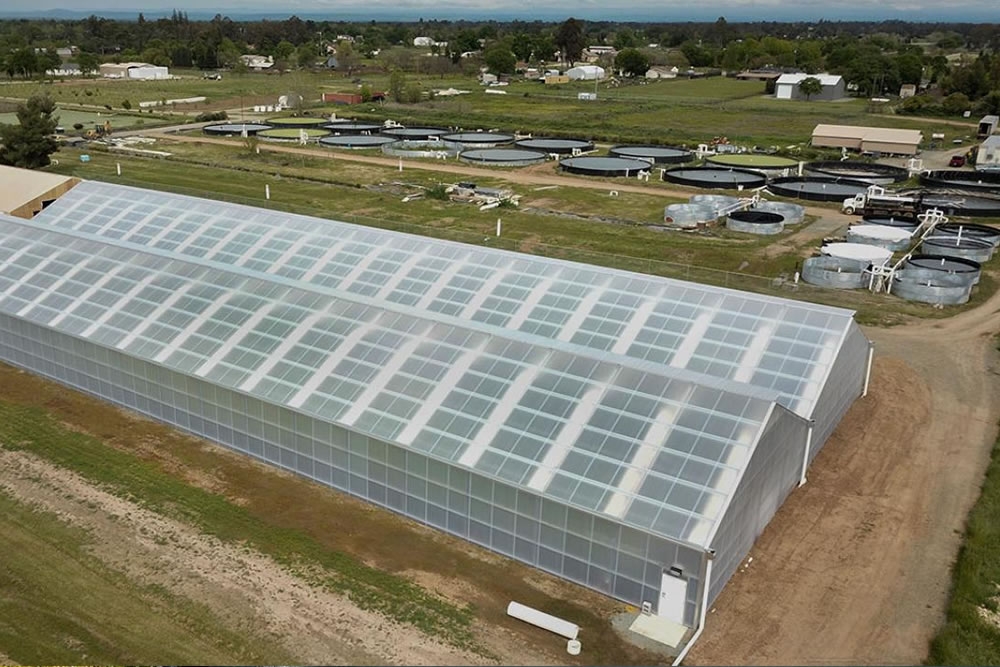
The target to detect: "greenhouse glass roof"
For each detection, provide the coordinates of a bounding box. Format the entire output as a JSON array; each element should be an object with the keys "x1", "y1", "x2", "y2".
[
  {"x1": 34, "y1": 182, "x2": 854, "y2": 419},
  {"x1": 0, "y1": 181, "x2": 857, "y2": 550}
]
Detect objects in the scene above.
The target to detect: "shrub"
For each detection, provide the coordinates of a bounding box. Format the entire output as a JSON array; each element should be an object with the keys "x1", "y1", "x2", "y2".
[{"x1": 195, "y1": 111, "x2": 228, "y2": 123}]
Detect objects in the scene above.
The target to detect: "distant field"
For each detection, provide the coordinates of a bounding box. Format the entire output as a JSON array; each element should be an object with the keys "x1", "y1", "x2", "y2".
[
  {"x1": 1, "y1": 72, "x2": 978, "y2": 149},
  {"x1": 0, "y1": 107, "x2": 152, "y2": 130}
]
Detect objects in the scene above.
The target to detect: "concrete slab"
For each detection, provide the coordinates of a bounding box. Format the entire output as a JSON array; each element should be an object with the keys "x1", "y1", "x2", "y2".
[{"x1": 629, "y1": 613, "x2": 689, "y2": 649}]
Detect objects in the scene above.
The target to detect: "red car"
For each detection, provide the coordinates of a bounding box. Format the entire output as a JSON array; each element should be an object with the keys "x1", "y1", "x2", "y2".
[{"x1": 949, "y1": 155, "x2": 966, "y2": 167}]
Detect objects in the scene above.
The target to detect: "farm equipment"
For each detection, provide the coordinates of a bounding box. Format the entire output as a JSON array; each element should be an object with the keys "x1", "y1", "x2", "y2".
[{"x1": 842, "y1": 185, "x2": 922, "y2": 217}]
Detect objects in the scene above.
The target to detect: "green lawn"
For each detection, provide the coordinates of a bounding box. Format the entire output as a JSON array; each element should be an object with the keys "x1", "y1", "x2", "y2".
[{"x1": 928, "y1": 422, "x2": 1000, "y2": 665}]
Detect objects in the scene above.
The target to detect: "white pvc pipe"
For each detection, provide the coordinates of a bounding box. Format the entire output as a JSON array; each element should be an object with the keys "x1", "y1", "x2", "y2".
[
  {"x1": 506, "y1": 601, "x2": 579, "y2": 640},
  {"x1": 862, "y1": 343, "x2": 875, "y2": 397},
  {"x1": 799, "y1": 422, "x2": 814, "y2": 486},
  {"x1": 672, "y1": 556, "x2": 713, "y2": 666}
]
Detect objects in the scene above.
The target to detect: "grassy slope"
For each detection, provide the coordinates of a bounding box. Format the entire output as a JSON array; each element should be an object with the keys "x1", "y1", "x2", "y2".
[
  {"x1": 0, "y1": 400, "x2": 480, "y2": 653},
  {"x1": 928, "y1": 423, "x2": 1000, "y2": 665},
  {"x1": 0, "y1": 490, "x2": 296, "y2": 665}
]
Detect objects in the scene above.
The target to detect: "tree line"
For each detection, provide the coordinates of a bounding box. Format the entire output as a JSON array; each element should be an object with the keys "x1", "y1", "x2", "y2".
[{"x1": 1, "y1": 15, "x2": 998, "y2": 111}]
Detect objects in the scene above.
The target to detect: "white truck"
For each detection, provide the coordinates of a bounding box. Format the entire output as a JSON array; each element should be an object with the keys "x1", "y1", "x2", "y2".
[{"x1": 842, "y1": 185, "x2": 922, "y2": 217}]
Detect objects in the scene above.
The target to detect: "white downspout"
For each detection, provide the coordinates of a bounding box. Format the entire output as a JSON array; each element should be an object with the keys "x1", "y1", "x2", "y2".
[
  {"x1": 862, "y1": 342, "x2": 875, "y2": 397},
  {"x1": 799, "y1": 421, "x2": 815, "y2": 486},
  {"x1": 672, "y1": 553, "x2": 713, "y2": 666}
]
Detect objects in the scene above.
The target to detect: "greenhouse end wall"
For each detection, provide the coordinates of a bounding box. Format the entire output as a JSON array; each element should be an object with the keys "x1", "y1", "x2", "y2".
[{"x1": 0, "y1": 312, "x2": 705, "y2": 624}]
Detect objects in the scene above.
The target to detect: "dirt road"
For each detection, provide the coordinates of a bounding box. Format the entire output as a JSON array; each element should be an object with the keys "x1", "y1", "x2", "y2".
[{"x1": 687, "y1": 285, "x2": 1000, "y2": 665}]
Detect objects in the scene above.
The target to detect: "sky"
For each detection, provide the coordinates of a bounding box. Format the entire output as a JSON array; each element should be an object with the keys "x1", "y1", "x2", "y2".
[{"x1": 0, "y1": 0, "x2": 996, "y2": 21}]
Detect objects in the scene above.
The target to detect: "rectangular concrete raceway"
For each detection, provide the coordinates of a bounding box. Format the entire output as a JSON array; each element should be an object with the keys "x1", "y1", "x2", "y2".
[{"x1": 0, "y1": 179, "x2": 869, "y2": 627}]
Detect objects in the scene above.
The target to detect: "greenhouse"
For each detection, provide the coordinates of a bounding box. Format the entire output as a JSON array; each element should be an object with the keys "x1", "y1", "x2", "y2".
[{"x1": 0, "y1": 180, "x2": 870, "y2": 630}]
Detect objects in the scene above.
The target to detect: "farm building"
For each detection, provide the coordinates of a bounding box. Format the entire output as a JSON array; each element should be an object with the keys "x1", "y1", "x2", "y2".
[
  {"x1": 978, "y1": 115, "x2": 999, "y2": 139},
  {"x1": 99, "y1": 62, "x2": 169, "y2": 79},
  {"x1": 0, "y1": 165, "x2": 78, "y2": 219},
  {"x1": 774, "y1": 73, "x2": 845, "y2": 101},
  {"x1": 977, "y1": 135, "x2": 1000, "y2": 171},
  {"x1": 812, "y1": 124, "x2": 923, "y2": 156},
  {"x1": 0, "y1": 176, "x2": 870, "y2": 634}
]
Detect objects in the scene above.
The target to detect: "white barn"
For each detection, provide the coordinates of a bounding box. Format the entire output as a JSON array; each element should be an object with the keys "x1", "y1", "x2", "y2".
[{"x1": 774, "y1": 73, "x2": 845, "y2": 101}]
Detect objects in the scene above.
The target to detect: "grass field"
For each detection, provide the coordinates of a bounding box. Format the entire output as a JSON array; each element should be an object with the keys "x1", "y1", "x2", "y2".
[
  {"x1": 0, "y1": 107, "x2": 154, "y2": 130},
  {"x1": 928, "y1": 421, "x2": 1000, "y2": 665},
  {"x1": 0, "y1": 486, "x2": 298, "y2": 665},
  {"x1": 2, "y1": 71, "x2": 979, "y2": 148}
]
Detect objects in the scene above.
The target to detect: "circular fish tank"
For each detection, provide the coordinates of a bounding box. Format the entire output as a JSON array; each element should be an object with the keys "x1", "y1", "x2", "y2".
[
  {"x1": 754, "y1": 201, "x2": 805, "y2": 224},
  {"x1": 846, "y1": 224, "x2": 913, "y2": 251},
  {"x1": 380, "y1": 126, "x2": 450, "y2": 140},
  {"x1": 442, "y1": 132, "x2": 514, "y2": 147},
  {"x1": 767, "y1": 177, "x2": 869, "y2": 202},
  {"x1": 202, "y1": 122, "x2": 272, "y2": 136},
  {"x1": 322, "y1": 121, "x2": 383, "y2": 134},
  {"x1": 802, "y1": 256, "x2": 870, "y2": 289},
  {"x1": 609, "y1": 145, "x2": 692, "y2": 164},
  {"x1": 921, "y1": 235, "x2": 995, "y2": 263},
  {"x1": 319, "y1": 134, "x2": 398, "y2": 149},
  {"x1": 381, "y1": 139, "x2": 462, "y2": 158},
  {"x1": 904, "y1": 254, "x2": 981, "y2": 286},
  {"x1": 258, "y1": 127, "x2": 330, "y2": 142},
  {"x1": 920, "y1": 170, "x2": 1000, "y2": 192},
  {"x1": 265, "y1": 116, "x2": 328, "y2": 128},
  {"x1": 822, "y1": 242, "x2": 893, "y2": 266},
  {"x1": 514, "y1": 137, "x2": 595, "y2": 155},
  {"x1": 706, "y1": 154, "x2": 798, "y2": 169},
  {"x1": 459, "y1": 148, "x2": 548, "y2": 167},
  {"x1": 663, "y1": 203, "x2": 718, "y2": 228},
  {"x1": 935, "y1": 223, "x2": 1000, "y2": 247},
  {"x1": 806, "y1": 161, "x2": 909, "y2": 184},
  {"x1": 920, "y1": 191, "x2": 1000, "y2": 217},
  {"x1": 726, "y1": 210, "x2": 785, "y2": 235},
  {"x1": 663, "y1": 167, "x2": 767, "y2": 190},
  {"x1": 560, "y1": 156, "x2": 654, "y2": 177},
  {"x1": 861, "y1": 215, "x2": 919, "y2": 229}
]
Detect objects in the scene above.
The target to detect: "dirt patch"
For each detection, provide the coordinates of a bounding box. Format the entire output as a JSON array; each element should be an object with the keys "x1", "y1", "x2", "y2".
[
  {"x1": 0, "y1": 447, "x2": 492, "y2": 666},
  {"x1": 977, "y1": 585, "x2": 1000, "y2": 630}
]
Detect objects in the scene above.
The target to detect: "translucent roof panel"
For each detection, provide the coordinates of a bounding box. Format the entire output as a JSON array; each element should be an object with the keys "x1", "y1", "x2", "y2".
[
  {"x1": 33, "y1": 181, "x2": 856, "y2": 418},
  {"x1": 0, "y1": 212, "x2": 796, "y2": 549}
]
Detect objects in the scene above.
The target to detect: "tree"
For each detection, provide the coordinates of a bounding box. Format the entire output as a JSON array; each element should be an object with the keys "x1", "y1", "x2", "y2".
[
  {"x1": 615, "y1": 48, "x2": 649, "y2": 78},
  {"x1": 389, "y1": 69, "x2": 407, "y2": 103},
  {"x1": 0, "y1": 94, "x2": 59, "y2": 169},
  {"x1": 335, "y1": 40, "x2": 359, "y2": 76},
  {"x1": 121, "y1": 99, "x2": 132, "y2": 110},
  {"x1": 942, "y1": 92, "x2": 971, "y2": 116},
  {"x1": 77, "y1": 52, "x2": 101, "y2": 76},
  {"x1": 798, "y1": 76, "x2": 823, "y2": 101},
  {"x1": 296, "y1": 42, "x2": 317, "y2": 69},
  {"x1": 554, "y1": 17, "x2": 586, "y2": 65},
  {"x1": 484, "y1": 45, "x2": 516, "y2": 75},
  {"x1": 5, "y1": 48, "x2": 39, "y2": 79}
]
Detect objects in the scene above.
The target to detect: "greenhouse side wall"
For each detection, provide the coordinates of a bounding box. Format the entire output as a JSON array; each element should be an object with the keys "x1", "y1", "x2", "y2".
[
  {"x1": 807, "y1": 323, "x2": 870, "y2": 461},
  {"x1": 0, "y1": 312, "x2": 702, "y2": 625},
  {"x1": 707, "y1": 405, "x2": 808, "y2": 603}
]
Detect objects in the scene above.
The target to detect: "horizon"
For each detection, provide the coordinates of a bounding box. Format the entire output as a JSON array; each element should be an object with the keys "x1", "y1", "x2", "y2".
[{"x1": 0, "y1": 5, "x2": 997, "y2": 23}]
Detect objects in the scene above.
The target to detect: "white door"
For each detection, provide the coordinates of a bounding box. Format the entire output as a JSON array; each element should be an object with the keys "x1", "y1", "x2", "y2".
[{"x1": 658, "y1": 570, "x2": 688, "y2": 624}]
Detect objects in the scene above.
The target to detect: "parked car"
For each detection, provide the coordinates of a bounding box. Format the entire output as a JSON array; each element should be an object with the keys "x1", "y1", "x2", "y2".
[{"x1": 949, "y1": 155, "x2": 966, "y2": 167}]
